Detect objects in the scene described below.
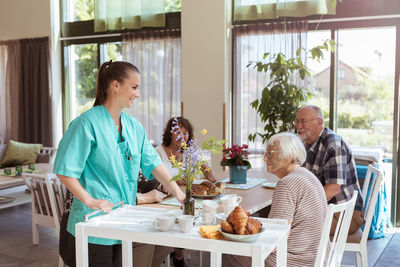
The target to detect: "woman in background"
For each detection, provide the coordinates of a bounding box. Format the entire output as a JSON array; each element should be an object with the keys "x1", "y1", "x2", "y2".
[
  {"x1": 54, "y1": 60, "x2": 184, "y2": 267},
  {"x1": 156, "y1": 116, "x2": 216, "y2": 183}
]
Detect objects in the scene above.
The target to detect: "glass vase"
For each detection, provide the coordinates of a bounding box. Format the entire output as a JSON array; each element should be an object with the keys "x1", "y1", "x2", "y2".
[{"x1": 183, "y1": 179, "x2": 195, "y2": 215}]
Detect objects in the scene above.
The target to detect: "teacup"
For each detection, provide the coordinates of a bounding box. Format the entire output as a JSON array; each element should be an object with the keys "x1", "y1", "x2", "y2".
[
  {"x1": 202, "y1": 200, "x2": 218, "y2": 212},
  {"x1": 202, "y1": 211, "x2": 216, "y2": 225},
  {"x1": 221, "y1": 194, "x2": 242, "y2": 206},
  {"x1": 153, "y1": 215, "x2": 175, "y2": 232},
  {"x1": 177, "y1": 215, "x2": 194, "y2": 233},
  {"x1": 223, "y1": 204, "x2": 236, "y2": 216}
]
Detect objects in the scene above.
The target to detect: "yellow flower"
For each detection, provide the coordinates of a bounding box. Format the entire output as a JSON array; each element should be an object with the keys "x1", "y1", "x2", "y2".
[
  {"x1": 181, "y1": 142, "x2": 188, "y2": 149},
  {"x1": 169, "y1": 155, "x2": 176, "y2": 164},
  {"x1": 201, "y1": 129, "x2": 208, "y2": 135}
]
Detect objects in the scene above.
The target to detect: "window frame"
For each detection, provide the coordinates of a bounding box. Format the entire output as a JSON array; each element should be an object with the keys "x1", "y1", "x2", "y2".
[{"x1": 231, "y1": 1, "x2": 400, "y2": 226}]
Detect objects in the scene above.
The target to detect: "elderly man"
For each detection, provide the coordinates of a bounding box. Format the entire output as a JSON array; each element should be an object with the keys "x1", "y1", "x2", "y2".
[{"x1": 296, "y1": 105, "x2": 364, "y2": 234}]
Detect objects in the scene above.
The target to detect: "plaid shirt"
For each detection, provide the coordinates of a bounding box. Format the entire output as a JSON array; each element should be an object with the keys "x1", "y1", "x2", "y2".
[{"x1": 303, "y1": 128, "x2": 363, "y2": 210}]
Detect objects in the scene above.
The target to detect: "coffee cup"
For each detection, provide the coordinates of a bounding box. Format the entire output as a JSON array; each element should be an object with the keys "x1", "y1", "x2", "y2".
[
  {"x1": 177, "y1": 215, "x2": 194, "y2": 233},
  {"x1": 202, "y1": 211, "x2": 216, "y2": 225},
  {"x1": 221, "y1": 194, "x2": 242, "y2": 206},
  {"x1": 202, "y1": 200, "x2": 218, "y2": 212},
  {"x1": 153, "y1": 215, "x2": 175, "y2": 232},
  {"x1": 223, "y1": 204, "x2": 236, "y2": 216}
]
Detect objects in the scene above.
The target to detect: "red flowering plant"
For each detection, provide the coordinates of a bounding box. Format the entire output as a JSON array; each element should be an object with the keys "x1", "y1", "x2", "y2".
[{"x1": 220, "y1": 144, "x2": 252, "y2": 169}]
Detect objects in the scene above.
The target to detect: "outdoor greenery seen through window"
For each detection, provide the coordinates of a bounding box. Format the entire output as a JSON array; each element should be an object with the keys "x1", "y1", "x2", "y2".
[
  {"x1": 307, "y1": 27, "x2": 395, "y2": 155},
  {"x1": 64, "y1": 0, "x2": 181, "y2": 22}
]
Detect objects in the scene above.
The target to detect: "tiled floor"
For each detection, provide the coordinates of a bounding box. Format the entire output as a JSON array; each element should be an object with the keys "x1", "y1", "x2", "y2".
[{"x1": 0, "y1": 203, "x2": 399, "y2": 267}]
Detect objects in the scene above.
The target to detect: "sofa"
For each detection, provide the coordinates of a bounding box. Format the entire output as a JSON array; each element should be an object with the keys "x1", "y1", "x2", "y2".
[{"x1": 0, "y1": 138, "x2": 57, "y2": 168}]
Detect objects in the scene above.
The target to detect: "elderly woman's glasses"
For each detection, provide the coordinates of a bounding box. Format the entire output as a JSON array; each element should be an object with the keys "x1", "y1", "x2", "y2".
[{"x1": 265, "y1": 150, "x2": 280, "y2": 158}]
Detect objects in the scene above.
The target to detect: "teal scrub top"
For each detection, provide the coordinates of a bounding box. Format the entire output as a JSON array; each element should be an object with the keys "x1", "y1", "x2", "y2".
[{"x1": 54, "y1": 105, "x2": 162, "y2": 245}]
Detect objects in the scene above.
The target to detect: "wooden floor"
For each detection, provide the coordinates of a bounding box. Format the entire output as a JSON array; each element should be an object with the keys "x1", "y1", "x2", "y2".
[{"x1": 0, "y1": 203, "x2": 399, "y2": 267}]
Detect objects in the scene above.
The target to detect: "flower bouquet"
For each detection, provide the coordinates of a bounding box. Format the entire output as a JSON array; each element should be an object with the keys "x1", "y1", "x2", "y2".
[
  {"x1": 220, "y1": 144, "x2": 251, "y2": 184},
  {"x1": 169, "y1": 118, "x2": 225, "y2": 215}
]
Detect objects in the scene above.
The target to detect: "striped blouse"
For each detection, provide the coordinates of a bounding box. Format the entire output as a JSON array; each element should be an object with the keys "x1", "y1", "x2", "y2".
[{"x1": 266, "y1": 167, "x2": 327, "y2": 267}]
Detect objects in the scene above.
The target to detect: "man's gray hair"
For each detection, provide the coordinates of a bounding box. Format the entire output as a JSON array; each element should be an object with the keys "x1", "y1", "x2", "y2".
[
  {"x1": 302, "y1": 105, "x2": 323, "y2": 119},
  {"x1": 266, "y1": 132, "x2": 307, "y2": 165}
]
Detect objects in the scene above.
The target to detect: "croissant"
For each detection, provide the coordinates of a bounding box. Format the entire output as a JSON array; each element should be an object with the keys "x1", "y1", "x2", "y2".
[
  {"x1": 221, "y1": 220, "x2": 234, "y2": 234},
  {"x1": 227, "y1": 206, "x2": 248, "y2": 235},
  {"x1": 200, "y1": 181, "x2": 216, "y2": 193},
  {"x1": 244, "y1": 217, "x2": 262, "y2": 235}
]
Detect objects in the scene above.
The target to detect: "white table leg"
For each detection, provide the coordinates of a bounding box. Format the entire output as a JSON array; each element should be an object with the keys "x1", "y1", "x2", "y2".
[
  {"x1": 251, "y1": 245, "x2": 264, "y2": 267},
  {"x1": 122, "y1": 241, "x2": 133, "y2": 267},
  {"x1": 75, "y1": 224, "x2": 88, "y2": 267},
  {"x1": 210, "y1": 252, "x2": 222, "y2": 267},
  {"x1": 276, "y1": 233, "x2": 288, "y2": 267}
]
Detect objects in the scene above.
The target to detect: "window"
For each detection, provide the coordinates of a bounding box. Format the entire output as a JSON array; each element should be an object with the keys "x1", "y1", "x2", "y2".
[
  {"x1": 338, "y1": 69, "x2": 345, "y2": 79},
  {"x1": 64, "y1": 43, "x2": 98, "y2": 119},
  {"x1": 336, "y1": 27, "x2": 395, "y2": 155},
  {"x1": 61, "y1": 0, "x2": 182, "y2": 140},
  {"x1": 63, "y1": 0, "x2": 94, "y2": 22},
  {"x1": 306, "y1": 30, "x2": 331, "y2": 127}
]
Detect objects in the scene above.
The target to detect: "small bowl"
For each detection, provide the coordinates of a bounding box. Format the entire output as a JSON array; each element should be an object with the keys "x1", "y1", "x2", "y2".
[{"x1": 220, "y1": 226, "x2": 265, "y2": 243}]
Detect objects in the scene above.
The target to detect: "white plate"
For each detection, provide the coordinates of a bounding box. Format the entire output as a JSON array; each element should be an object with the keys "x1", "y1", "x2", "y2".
[
  {"x1": 262, "y1": 182, "x2": 277, "y2": 189},
  {"x1": 192, "y1": 193, "x2": 224, "y2": 199},
  {"x1": 215, "y1": 213, "x2": 227, "y2": 221},
  {"x1": 220, "y1": 226, "x2": 265, "y2": 243}
]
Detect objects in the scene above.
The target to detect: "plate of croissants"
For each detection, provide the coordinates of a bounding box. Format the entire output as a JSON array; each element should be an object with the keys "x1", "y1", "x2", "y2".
[
  {"x1": 220, "y1": 206, "x2": 264, "y2": 242},
  {"x1": 192, "y1": 181, "x2": 225, "y2": 199}
]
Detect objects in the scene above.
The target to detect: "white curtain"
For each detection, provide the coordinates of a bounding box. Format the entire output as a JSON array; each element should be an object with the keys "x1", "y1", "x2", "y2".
[
  {"x1": 0, "y1": 44, "x2": 7, "y2": 141},
  {"x1": 233, "y1": 22, "x2": 308, "y2": 152},
  {"x1": 122, "y1": 30, "x2": 181, "y2": 145}
]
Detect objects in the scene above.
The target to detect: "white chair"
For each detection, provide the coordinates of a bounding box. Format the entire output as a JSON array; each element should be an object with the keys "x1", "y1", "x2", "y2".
[
  {"x1": 22, "y1": 173, "x2": 66, "y2": 266},
  {"x1": 39, "y1": 146, "x2": 57, "y2": 164},
  {"x1": 315, "y1": 191, "x2": 358, "y2": 267},
  {"x1": 344, "y1": 165, "x2": 384, "y2": 267}
]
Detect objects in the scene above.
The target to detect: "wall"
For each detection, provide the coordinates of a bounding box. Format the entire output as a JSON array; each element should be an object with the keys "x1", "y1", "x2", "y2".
[
  {"x1": 0, "y1": 0, "x2": 51, "y2": 41},
  {"x1": 0, "y1": 0, "x2": 62, "y2": 147},
  {"x1": 181, "y1": 0, "x2": 232, "y2": 171}
]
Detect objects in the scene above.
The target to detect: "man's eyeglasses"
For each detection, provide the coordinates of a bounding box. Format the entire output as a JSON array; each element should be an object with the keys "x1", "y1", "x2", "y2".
[{"x1": 295, "y1": 118, "x2": 319, "y2": 126}]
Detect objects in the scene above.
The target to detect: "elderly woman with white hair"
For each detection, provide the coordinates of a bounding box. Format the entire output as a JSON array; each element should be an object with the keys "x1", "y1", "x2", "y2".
[{"x1": 223, "y1": 132, "x2": 327, "y2": 267}]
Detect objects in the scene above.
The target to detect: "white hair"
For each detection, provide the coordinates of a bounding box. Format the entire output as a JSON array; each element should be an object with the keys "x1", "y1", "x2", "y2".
[{"x1": 266, "y1": 132, "x2": 306, "y2": 165}]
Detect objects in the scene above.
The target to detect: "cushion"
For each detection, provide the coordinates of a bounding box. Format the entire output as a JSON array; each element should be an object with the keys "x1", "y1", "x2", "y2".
[
  {"x1": 0, "y1": 140, "x2": 42, "y2": 168},
  {"x1": 0, "y1": 144, "x2": 7, "y2": 162}
]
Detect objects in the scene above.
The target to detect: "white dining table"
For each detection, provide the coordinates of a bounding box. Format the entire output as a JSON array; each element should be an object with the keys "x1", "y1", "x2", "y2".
[{"x1": 75, "y1": 205, "x2": 290, "y2": 267}]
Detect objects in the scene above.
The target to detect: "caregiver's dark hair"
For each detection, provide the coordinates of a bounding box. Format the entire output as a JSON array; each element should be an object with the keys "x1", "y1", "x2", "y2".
[{"x1": 93, "y1": 60, "x2": 140, "y2": 106}]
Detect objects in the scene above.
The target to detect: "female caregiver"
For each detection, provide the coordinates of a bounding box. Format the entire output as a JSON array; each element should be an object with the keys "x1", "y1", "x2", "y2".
[{"x1": 54, "y1": 60, "x2": 185, "y2": 267}]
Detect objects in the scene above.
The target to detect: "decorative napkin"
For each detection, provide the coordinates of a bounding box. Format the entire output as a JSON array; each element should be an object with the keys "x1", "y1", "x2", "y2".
[{"x1": 218, "y1": 177, "x2": 267, "y2": 190}]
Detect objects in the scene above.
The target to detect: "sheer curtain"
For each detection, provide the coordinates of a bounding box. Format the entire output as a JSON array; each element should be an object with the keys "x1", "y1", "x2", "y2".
[
  {"x1": 0, "y1": 40, "x2": 20, "y2": 143},
  {"x1": 0, "y1": 37, "x2": 52, "y2": 146},
  {"x1": 234, "y1": 0, "x2": 335, "y2": 21},
  {"x1": 94, "y1": 0, "x2": 180, "y2": 32},
  {"x1": 0, "y1": 44, "x2": 8, "y2": 141},
  {"x1": 233, "y1": 22, "x2": 308, "y2": 153},
  {"x1": 122, "y1": 30, "x2": 181, "y2": 145}
]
